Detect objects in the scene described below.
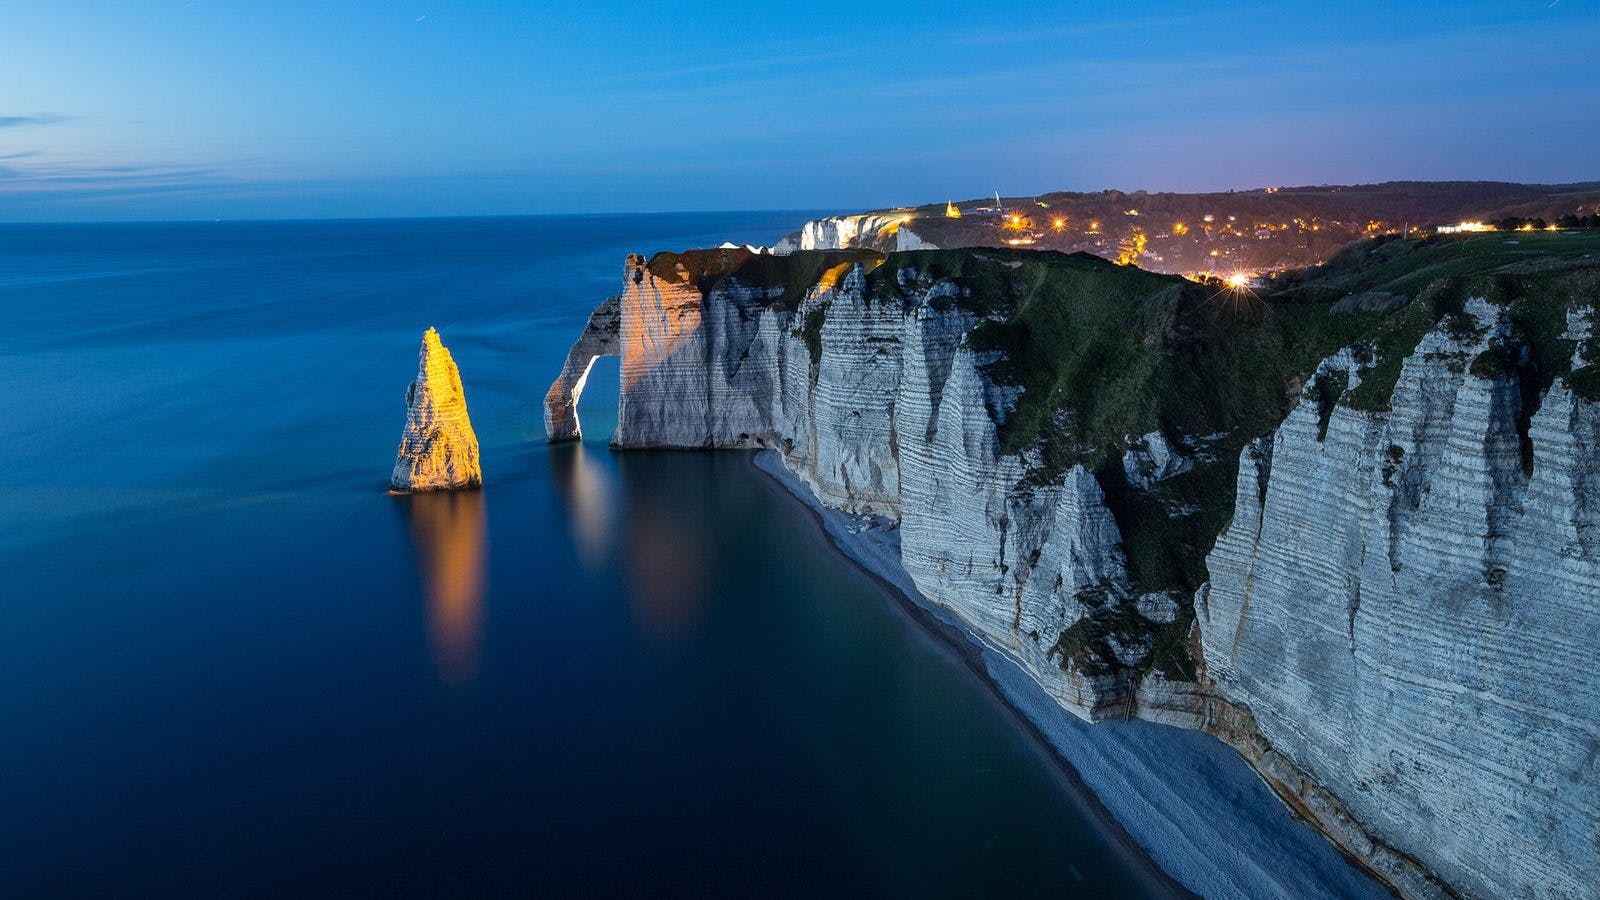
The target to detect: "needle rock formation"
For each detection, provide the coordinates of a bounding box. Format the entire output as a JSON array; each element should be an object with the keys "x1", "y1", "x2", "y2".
[{"x1": 390, "y1": 327, "x2": 482, "y2": 493}]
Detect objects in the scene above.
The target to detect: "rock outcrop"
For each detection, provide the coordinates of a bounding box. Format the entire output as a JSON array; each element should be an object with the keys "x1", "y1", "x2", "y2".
[
  {"x1": 546, "y1": 241, "x2": 1600, "y2": 899},
  {"x1": 544, "y1": 295, "x2": 621, "y2": 442},
  {"x1": 390, "y1": 327, "x2": 482, "y2": 493},
  {"x1": 1121, "y1": 430, "x2": 1194, "y2": 489},
  {"x1": 1200, "y1": 297, "x2": 1600, "y2": 900}
]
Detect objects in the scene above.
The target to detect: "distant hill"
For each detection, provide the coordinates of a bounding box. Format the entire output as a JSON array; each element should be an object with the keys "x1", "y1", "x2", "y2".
[{"x1": 776, "y1": 181, "x2": 1600, "y2": 276}]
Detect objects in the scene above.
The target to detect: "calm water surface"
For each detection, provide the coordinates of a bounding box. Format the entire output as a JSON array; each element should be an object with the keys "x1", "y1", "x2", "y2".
[{"x1": 0, "y1": 216, "x2": 1163, "y2": 896}]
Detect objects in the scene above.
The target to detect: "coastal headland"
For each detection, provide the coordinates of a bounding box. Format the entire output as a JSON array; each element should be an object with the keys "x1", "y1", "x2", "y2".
[{"x1": 547, "y1": 213, "x2": 1600, "y2": 899}]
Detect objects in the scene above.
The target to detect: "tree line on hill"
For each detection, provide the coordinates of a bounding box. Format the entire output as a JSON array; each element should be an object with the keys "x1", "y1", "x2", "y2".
[{"x1": 1494, "y1": 214, "x2": 1600, "y2": 231}]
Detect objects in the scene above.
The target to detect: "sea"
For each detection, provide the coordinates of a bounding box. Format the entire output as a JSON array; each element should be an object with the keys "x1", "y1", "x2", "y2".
[{"x1": 0, "y1": 215, "x2": 1174, "y2": 897}]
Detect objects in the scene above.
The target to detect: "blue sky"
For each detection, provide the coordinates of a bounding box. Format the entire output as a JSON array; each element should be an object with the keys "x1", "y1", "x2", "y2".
[{"x1": 0, "y1": 1, "x2": 1596, "y2": 220}]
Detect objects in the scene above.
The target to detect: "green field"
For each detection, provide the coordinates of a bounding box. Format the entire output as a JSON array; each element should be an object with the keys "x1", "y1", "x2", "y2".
[{"x1": 1272, "y1": 229, "x2": 1600, "y2": 300}]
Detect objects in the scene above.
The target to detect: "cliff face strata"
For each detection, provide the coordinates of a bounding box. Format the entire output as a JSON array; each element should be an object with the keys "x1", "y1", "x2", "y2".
[
  {"x1": 1202, "y1": 298, "x2": 1600, "y2": 899},
  {"x1": 545, "y1": 239, "x2": 1600, "y2": 899},
  {"x1": 392, "y1": 327, "x2": 482, "y2": 493}
]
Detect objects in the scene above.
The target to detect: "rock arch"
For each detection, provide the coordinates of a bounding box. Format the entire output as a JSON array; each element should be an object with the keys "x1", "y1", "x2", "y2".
[{"x1": 544, "y1": 294, "x2": 622, "y2": 442}]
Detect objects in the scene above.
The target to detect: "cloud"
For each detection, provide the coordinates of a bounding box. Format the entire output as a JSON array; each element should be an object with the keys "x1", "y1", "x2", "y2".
[
  {"x1": 0, "y1": 159, "x2": 226, "y2": 202},
  {"x1": 0, "y1": 114, "x2": 70, "y2": 129}
]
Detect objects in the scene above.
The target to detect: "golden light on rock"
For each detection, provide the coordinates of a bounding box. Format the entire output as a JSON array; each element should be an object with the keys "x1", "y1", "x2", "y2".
[
  {"x1": 1051, "y1": 217, "x2": 1066, "y2": 232},
  {"x1": 390, "y1": 327, "x2": 483, "y2": 493},
  {"x1": 1114, "y1": 228, "x2": 1148, "y2": 266},
  {"x1": 815, "y1": 261, "x2": 855, "y2": 293},
  {"x1": 876, "y1": 214, "x2": 914, "y2": 239},
  {"x1": 945, "y1": 201, "x2": 961, "y2": 218},
  {"x1": 621, "y1": 255, "x2": 703, "y2": 392}
]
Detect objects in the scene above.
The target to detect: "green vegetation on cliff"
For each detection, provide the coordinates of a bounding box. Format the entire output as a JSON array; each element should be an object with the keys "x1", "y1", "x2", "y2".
[
  {"x1": 1275, "y1": 231, "x2": 1600, "y2": 410},
  {"x1": 646, "y1": 247, "x2": 883, "y2": 312}
]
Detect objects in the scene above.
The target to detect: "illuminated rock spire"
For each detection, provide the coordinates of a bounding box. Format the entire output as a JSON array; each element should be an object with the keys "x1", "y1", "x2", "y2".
[{"x1": 390, "y1": 327, "x2": 483, "y2": 493}]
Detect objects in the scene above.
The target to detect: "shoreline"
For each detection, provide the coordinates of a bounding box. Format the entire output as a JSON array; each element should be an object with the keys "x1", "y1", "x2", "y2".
[
  {"x1": 746, "y1": 449, "x2": 1393, "y2": 900},
  {"x1": 743, "y1": 450, "x2": 1195, "y2": 900}
]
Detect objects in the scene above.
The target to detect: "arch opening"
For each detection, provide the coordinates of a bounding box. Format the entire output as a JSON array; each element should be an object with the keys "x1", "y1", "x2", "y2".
[{"x1": 572, "y1": 353, "x2": 621, "y2": 444}]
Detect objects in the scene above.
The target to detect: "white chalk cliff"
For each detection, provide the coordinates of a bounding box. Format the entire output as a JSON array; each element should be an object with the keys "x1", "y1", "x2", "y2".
[
  {"x1": 546, "y1": 248, "x2": 1600, "y2": 899},
  {"x1": 1199, "y1": 298, "x2": 1600, "y2": 899},
  {"x1": 391, "y1": 327, "x2": 482, "y2": 493},
  {"x1": 771, "y1": 213, "x2": 937, "y2": 254}
]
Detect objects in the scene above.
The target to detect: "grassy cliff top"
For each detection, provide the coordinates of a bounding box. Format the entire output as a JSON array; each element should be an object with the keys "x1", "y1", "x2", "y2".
[
  {"x1": 976, "y1": 231, "x2": 1600, "y2": 467},
  {"x1": 646, "y1": 247, "x2": 884, "y2": 311},
  {"x1": 1271, "y1": 230, "x2": 1600, "y2": 408}
]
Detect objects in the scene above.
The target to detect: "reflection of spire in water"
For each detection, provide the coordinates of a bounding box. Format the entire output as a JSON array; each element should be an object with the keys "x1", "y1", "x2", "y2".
[
  {"x1": 549, "y1": 442, "x2": 615, "y2": 571},
  {"x1": 405, "y1": 490, "x2": 487, "y2": 683}
]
